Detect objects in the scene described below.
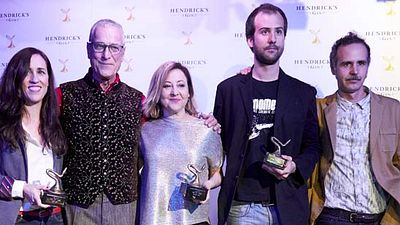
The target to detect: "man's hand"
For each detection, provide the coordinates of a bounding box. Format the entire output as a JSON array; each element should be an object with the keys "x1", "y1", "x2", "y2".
[
  {"x1": 261, "y1": 155, "x2": 296, "y2": 180},
  {"x1": 197, "y1": 112, "x2": 221, "y2": 134},
  {"x1": 240, "y1": 66, "x2": 252, "y2": 75},
  {"x1": 23, "y1": 183, "x2": 51, "y2": 208}
]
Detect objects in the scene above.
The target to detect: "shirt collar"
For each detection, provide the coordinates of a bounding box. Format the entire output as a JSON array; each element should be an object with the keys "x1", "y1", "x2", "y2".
[{"x1": 337, "y1": 87, "x2": 371, "y2": 111}]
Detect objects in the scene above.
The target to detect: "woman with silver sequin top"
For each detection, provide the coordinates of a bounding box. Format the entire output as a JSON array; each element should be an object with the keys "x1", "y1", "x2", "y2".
[{"x1": 139, "y1": 61, "x2": 223, "y2": 225}]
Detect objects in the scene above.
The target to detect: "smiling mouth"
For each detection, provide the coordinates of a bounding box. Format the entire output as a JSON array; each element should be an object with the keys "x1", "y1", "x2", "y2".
[{"x1": 28, "y1": 86, "x2": 42, "y2": 92}]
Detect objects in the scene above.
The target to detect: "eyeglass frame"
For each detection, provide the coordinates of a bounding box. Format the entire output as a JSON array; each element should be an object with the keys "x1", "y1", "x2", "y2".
[{"x1": 88, "y1": 42, "x2": 125, "y2": 54}]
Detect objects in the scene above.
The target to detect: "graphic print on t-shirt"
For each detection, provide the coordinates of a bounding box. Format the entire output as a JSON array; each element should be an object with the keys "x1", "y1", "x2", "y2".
[{"x1": 249, "y1": 98, "x2": 276, "y2": 140}]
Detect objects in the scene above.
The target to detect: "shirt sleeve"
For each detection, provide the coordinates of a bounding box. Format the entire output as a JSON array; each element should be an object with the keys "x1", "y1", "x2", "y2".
[{"x1": 11, "y1": 180, "x2": 25, "y2": 198}]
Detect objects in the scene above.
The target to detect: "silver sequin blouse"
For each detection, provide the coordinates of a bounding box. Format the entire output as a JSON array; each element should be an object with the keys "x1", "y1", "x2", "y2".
[{"x1": 139, "y1": 117, "x2": 223, "y2": 225}]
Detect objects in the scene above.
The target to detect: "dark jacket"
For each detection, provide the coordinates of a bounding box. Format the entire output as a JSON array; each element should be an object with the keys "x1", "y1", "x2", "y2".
[
  {"x1": 214, "y1": 69, "x2": 320, "y2": 225},
  {"x1": 0, "y1": 141, "x2": 63, "y2": 225}
]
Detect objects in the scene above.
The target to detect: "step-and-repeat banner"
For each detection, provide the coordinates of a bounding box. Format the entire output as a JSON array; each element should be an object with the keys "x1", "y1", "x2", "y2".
[{"x1": 1, "y1": 0, "x2": 400, "y2": 223}]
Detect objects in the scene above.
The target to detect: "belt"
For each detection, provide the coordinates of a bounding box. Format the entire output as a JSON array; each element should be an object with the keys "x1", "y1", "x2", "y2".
[
  {"x1": 234, "y1": 200, "x2": 275, "y2": 207},
  {"x1": 322, "y1": 207, "x2": 384, "y2": 223},
  {"x1": 18, "y1": 206, "x2": 62, "y2": 218},
  {"x1": 253, "y1": 201, "x2": 275, "y2": 207}
]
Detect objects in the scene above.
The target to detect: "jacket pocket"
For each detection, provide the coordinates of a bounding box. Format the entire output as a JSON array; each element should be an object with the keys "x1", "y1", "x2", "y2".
[{"x1": 379, "y1": 128, "x2": 398, "y2": 152}]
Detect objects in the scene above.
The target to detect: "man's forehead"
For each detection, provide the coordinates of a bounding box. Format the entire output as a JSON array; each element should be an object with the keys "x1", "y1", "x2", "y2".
[{"x1": 254, "y1": 12, "x2": 284, "y2": 28}]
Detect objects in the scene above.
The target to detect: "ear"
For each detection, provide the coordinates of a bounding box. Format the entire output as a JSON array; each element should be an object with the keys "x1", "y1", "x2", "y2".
[
  {"x1": 86, "y1": 43, "x2": 91, "y2": 59},
  {"x1": 247, "y1": 37, "x2": 254, "y2": 49}
]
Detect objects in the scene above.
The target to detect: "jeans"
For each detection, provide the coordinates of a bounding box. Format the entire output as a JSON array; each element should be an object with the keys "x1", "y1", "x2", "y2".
[{"x1": 227, "y1": 200, "x2": 282, "y2": 225}]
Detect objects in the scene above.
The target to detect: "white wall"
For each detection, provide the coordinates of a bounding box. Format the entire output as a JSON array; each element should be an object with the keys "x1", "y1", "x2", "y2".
[{"x1": 1, "y1": 0, "x2": 400, "y2": 224}]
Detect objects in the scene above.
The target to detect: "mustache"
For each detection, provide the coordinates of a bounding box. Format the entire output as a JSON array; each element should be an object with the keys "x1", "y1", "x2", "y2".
[
  {"x1": 265, "y1": 45, "x2": 278, "y2": 50},
  {"x1": 346, "y1": 77, "x2": 362, "y2": 81}
]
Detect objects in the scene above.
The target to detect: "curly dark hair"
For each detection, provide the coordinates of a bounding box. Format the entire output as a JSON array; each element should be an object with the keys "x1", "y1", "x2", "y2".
[{"x1": 0, "y1": 47, "x2": 67, "y2": 155}]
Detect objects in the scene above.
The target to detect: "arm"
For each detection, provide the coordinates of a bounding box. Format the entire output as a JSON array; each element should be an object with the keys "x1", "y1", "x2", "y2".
[
  {"x1": 0, "y1": 176, "x2": 15, "y2": 200},
  {"x1": 200, "y1": 167, "x2": 222, "y2": 204},
  {"x1": 291, "y1": 88, "x2": 321, "y2": 185}
]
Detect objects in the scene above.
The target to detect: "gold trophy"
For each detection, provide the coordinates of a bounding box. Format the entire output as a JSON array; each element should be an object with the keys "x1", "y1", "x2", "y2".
[
  {"x1": 41, "y1": 168, "x2": 67, "y2": 206},
  {"x1": 179, "y1": 164, "x2": 208, "y2": 202},
  {"x1": 263, "y1": 137, "x2": 291, "y2": 169}
]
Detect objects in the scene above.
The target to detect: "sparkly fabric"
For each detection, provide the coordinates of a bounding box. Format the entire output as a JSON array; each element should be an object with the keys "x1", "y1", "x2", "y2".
[
  {"x1": 60, "y1": 72, "x2": 142, "y2": 207},
  {"x1": 140, "y1": 117, "x2": 223, "y2": 225}
]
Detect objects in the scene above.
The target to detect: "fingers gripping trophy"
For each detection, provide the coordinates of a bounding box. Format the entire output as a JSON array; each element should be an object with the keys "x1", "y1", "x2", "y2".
[
  {"x1": 180, "y1": 164, "x2": 208, "y2": 202},
  {"x1": 263, "y1": 137, "x2": 291, "y2": 169},
  {"x1": 41, "y1": 168, "x2": 67, "y2": 206}
]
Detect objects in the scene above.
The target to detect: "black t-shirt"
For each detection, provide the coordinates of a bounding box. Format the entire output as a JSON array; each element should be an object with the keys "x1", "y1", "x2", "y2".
[{"x1": 235, "y1": 77, "x2": 279, "y2": 203}]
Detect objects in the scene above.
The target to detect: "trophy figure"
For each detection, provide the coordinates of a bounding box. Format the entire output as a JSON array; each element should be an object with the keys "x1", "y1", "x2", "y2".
[
  {"x1": 179, "y1": 164, "x2": 208, "y2": 202},
  {"x1": 263, "y1": 136, "x2": 291, "y2": 169},
  {"x1": 41, "y1": 168, "x2": 67, "y2": 206}
]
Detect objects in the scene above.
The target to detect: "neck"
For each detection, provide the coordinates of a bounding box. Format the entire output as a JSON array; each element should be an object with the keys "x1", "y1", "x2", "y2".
[
  {"x1": 93, "y1": 73, "x2": 116, "y2": 91},
  {"x1": 22, "y1": 104, "x2": 43, "y2": 143},
  {"x1": 338, "y1": 89, "x2": 367, "y2": 103},
  {"x1": 252, "y1": 61, "x2": 280, "y2": 82},
  {"x1": 23, "y1": 103, "x2": 42, "y2": 122},
  {"x1": 163, "y1": 111, "x2": 192, "y2": 120}
]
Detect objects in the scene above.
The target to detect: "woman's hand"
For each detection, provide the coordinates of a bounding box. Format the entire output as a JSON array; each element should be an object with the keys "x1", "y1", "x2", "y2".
[
  {"x1": 199, "y1": 180, "x2": 213, "y2": 204},
  {"x1": 23, "y1": 183, "x2": 51, "y2": 208}
]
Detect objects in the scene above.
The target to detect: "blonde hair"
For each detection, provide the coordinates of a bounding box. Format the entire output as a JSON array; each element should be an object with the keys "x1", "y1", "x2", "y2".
[{"x1": 143, "y1": 61, "x2": 197, "y2": 119}]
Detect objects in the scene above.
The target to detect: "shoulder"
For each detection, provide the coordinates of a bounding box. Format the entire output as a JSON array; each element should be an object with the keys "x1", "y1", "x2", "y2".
[
  {"x1": 119, "y1": 82, "x2": 143, "y2": 96},
  {"x1": 283, "y1": 73, "x2": 316, "y2": 95},
  {"x1": 217, "y1": 74, "x2": 248, "y2": 88},
  {"x1": 142, "y1": 119, "x2": 161, "y2": 130},
  {"x1": 371, "y1": 92, "x2": 400, "y2": 109},
  {"x1": 60, "y1": 78, "x2": 83, "y2": 88}
]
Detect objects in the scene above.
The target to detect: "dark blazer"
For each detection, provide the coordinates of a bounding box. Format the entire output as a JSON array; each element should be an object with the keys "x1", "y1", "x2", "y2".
[
  {"x1": 0, "y1": 141, "x2": 63, "y2": 225},
  {"x1": 309, "y1": 91, "x2": 400, "y2": 225},
  {"x1": 214, "y1": 68, "x2": 320, "y2": 225}
]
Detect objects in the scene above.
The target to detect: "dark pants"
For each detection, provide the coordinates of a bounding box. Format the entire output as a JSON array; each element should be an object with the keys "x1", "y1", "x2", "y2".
[
  {"x1": 16, "y1": 210, "x2": 64, "y2": 225},
  {"x1": 65, "y1": 194, "x2": 136, "y2": 225}
]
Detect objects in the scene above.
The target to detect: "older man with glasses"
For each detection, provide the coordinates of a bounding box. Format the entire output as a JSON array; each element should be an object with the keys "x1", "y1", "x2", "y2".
[{"x1": 57, "y1": 19, "x2": 143, "y2": 225}]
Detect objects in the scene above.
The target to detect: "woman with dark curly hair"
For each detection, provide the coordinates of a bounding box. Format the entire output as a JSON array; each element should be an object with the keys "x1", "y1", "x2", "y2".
[{"x1": 0, "y1": 47, "x2": 67, "y2": 225}]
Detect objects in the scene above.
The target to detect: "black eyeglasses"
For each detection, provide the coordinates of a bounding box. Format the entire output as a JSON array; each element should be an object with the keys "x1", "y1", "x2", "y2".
[{"x1": 88, "y1": 42, "x2": 125, "y2": 54}]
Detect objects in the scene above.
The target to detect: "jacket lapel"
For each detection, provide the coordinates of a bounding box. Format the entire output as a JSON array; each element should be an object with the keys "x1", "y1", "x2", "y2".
[
  {"x1": 274, "y1": 69, "x2": 290, "y2": 139},
  {"x1": 323, "y1": 94, "x2": 337, "y2": 152},
  {"x1": 369, "y1": 92, "x2": 382, "y2": 155},
  {"x1": 239, "y1": 72, "x2": 255, "y2": 132}
]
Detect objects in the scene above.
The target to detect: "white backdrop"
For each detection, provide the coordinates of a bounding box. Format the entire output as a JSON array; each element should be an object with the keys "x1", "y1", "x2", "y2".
[{"x1": 1, "y1": 0, "x2": 400, "y2": 224}]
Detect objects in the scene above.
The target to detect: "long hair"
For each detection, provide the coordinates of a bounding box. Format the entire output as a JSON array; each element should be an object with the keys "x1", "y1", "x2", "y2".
[
  {"x1": 143, "y1": 61, "x2": 197, "y2": 120},
  {"x1": 0, "y1": 47, "x2": 67, "y2": 155}
]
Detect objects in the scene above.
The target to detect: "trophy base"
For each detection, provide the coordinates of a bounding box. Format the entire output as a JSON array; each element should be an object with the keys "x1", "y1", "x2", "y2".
[
  {"x1": 180, "y1": 183, "x2": 208, "y2": 202},
  {"x1": 41, "y1": 190, "x2": 66, "y2": 207},
  {"x1": 263, "y1": 152, "x2": 287, "y2": 170}
]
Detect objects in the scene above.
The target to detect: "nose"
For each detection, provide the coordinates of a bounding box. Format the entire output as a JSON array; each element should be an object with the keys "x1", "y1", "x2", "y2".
[
  {"x1": 170, "y1": 86, "x2": 178, "y2": 96},
  {"x1": 350, "y1": 64, "x2": 358, "y2": 75},
  {"x1": 101, "y1": 46, "x2": 112, "y2": 59},
  {"x1": 268, "y1": 32, "x2": 276, "y2": 43},
  {"x1": 28, "y1": 71, "x2": 39, "y2": 83}
]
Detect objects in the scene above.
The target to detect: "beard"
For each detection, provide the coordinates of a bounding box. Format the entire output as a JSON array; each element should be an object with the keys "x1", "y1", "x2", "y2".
[{"x1": 253, "y1": 44, "x2": 284, "y2": 66}]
